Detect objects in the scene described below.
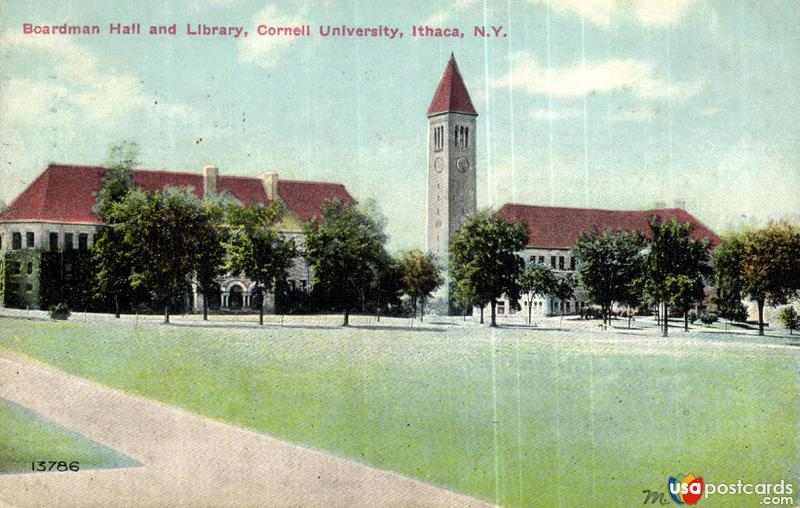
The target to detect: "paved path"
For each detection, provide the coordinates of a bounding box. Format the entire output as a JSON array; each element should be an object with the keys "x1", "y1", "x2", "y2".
[{"x1": 0, "y1": 350, "x2": 493, "y2": 507}]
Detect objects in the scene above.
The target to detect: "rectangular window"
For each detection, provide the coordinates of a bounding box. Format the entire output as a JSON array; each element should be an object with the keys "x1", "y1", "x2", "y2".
[
  {"x1": 26, "y1": 262, "x2": 33, "y2": 275},
  {"x1": 11, "y1": 262, "x2": 21, "y2": 275},
  {"x1": 26, "y1": 232, "x2": 34, "y2": 248},
  {"x1": 566, "y1": 302, "x2": 571, "y2": 312},
  {"x1": 559, "y1": 256, "x2": 565, "y2": 270},
  {"x1": 538, "y1": 256, "x2": 544, "y2": 264},
  {"x1": 78, "y1": 233, "x2": 88, "y2": 251},
  {"x1": 25, "y1": 283, "x2": 33, "y2": 292},
  {"x1": 570, "y1": 257, "x2": 576, "y2": 270},
  {"x1": 50, "y1": 232, "x2": 59, "y2": 251},
  {"x1": 64, "y1": 233, "x2": 73, "y2": 250},
  {"x1": 550, "y1": 256, "x2": 556, "y2": 268},
  {"x1": 300, "y1": 280, "x2": 307, "y2": 290},
  {"x1": 529, "y1": 255, "x2": 535, "y2": 262},
  {"x1": 497, "y1": 302, "x2": 505, "y2": 315},
  {"x1": 12, "y1": 232, "x2": 21, "y2": 250}
]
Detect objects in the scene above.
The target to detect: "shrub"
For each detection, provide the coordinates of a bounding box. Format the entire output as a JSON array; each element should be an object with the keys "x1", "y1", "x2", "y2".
[
  {"x1": 48, "y1": 303, "x2": 71, "y2": 320},
  {"x1": 699, "y1": 311, "x2": 718, "y2": 325},
  {"x1": 688, "y1": 310, "x2": 699, "y2": 324},
  {"x1": 777, "y1": 306, "x2": 799, "y2": 335}
]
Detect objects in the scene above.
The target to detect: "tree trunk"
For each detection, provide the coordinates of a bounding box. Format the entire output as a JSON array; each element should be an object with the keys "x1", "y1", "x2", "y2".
[
  {"x1": 343, "y1": 307, "x2": 350, "y2": 327},
  {"x1": 203, "y1": 291, "x2": 208, "y2": 321},
  {"x1": 628, "y1": 307, "x2": 632, "y2": 329},
  {"x1": 490, "y1": 299, "x2": 497, "y2": 327},
  {"x1": 412, "y1": 297, "x2": 417, "y2": 320},
  {"x1": 164, "y1": 304, "x2": 170, "y2": 324},
  {"x1": 420, "y1": 297, "x2": 425, "y2": 322},
  {"x1": 114, "y1": 296, "x2": 120, "y2": 319},
  {"x1": 258, "y1": 285, "x2": 264, "y2": 326},
  {"x1": 480, "y1": 305, "x2": 484, "y2": 324},
  {"x1": 684, "y1": 309, "x2": 689, "y2": 332},
  {"x1": 663, "y1": 302, "x2": 669, "y2": 337},
  {"x1": 757, "y1": 298, "x2": 765, "y2": 336}
]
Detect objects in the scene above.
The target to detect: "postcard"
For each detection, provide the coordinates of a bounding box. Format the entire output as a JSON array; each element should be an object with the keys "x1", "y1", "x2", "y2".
[{"x1": 1, "y1": 1, "x2": 798, "y2": 507}]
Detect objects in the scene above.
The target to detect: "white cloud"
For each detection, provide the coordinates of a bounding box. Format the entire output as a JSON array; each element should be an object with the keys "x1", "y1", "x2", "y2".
[
  {"x1": 421, "y1": 0, "x2": 479, "y2": 30},
  {"x1": 527, "y1": 0, "x2": 717, "y2": 30},
  {"x1": 494, "y1": 52, "x2": 705, "y2": 101},
  {"x1": 0, "y1": 33, "x2": 201, "y2": 128},
  {"x1": 611, "y1": 107, "x2": 658, "y2": 122},
  {"x1": 531, "y1": 108, "x2": 583, "y2": 121},
  {"x1": 238, "y1": 5, "x2": 307, "y2": 68}
]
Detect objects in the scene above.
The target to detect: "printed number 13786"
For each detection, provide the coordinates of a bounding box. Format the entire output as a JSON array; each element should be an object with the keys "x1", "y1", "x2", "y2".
[{"x1": 31, "y1": 461, "x2": 80, "y2": 472}]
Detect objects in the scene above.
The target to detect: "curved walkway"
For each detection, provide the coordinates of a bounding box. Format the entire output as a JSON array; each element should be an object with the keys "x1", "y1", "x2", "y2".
[{"x1": 0, "y1": 350, "x2": 493, "y2": 507}]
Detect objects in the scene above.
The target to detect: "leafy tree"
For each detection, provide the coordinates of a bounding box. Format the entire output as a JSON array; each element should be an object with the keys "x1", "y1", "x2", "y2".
[
  {"x1": 108, "y1": 187, "x2": 218, "y2": 323},
  {"x1": 449, "y1": 209, "x2": 528, "y2": 327},
  {"x1": 553, "y1": 272, "x2": 575, "y2": 329},
  {"x1": 94, "y1": 142, "x2": 139, "y2": 221},
  {"x1": 713, "y1": 221, "x2": 800, "y2": 335},
  {"x1": 92, "y1": 142, "x2": 140, "y2": 316},
  {"x1": 642, "y1": 217, "x2": 710, "y2": 337},
  {"x1": 303, "y1": 199, "x2": 388, "y2": 326},
  {"x1": 226, "y1": 202, "x2": 296, "y2": 325},
  {"x1": 400, "y1": 250, "x2": 443, "y2": 321},
  {"x1": 574, "y1": 229, "x2": 645, "y2": 327},
  {"x1": 194, "y1": 199, "x2": 227, "y2": 321},
  {"x1": 777, "y1": 306, "x2": 799, "y2": 335},
  {"x1": 517, "y1": 263, "x2": 556, "y2": 325}
]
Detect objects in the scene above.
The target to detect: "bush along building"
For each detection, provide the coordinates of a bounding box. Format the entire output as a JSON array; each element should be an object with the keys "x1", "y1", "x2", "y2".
[{"x1": 0, "y1": 163, "x2": 355, "y2": 312}]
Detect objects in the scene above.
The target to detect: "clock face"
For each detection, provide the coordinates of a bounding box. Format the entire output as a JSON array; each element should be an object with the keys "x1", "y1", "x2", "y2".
[
  {"x1": 434, "y1": 157, "x2": 444, "y2": 173},
  {"x1": 456, "y1": 157, "x2": 470, "y2": 173}
]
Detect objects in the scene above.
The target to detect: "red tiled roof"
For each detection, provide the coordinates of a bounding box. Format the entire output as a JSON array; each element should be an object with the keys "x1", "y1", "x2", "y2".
[
  {"x1": 0, "y1": 164, "x2": 356, "y2": 224},
  {"x1": 427, "y1": 54, "x2": 477, "y2": 117},
  {"x1": 498, "y1": 203, "x2": 719, "y2": 249},
  {"x1": 278, "y1": 180, "x2": 356, "y2": 222}
]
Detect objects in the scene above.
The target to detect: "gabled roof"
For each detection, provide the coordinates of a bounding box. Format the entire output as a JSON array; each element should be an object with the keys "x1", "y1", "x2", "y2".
[
  {"x1": 427, "y1": 54, "x2": 477, "y2": 117},
  {"x1": 0, "y1": 164, "x2": 356, "y2": 224},
  {"x1": 498, "y1": 203, "x2": 719, "y2": 249}
]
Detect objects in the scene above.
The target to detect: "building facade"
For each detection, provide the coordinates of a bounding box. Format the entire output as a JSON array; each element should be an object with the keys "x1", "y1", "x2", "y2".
[
  {"x1": 0, "y1": 163, "x2": 355, "y2": 311},
  {"x1": 493, "y1": 203, "x2": 720, "y2": 318}
]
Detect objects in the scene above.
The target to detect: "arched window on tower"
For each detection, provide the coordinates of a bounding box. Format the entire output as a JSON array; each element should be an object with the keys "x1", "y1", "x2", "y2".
[
  {"x1": 454, "y1": 125, "x2": 459, "y2": 147},
  {"x1": 465, "y1": 127, "x2": 469, "y2": 147}
]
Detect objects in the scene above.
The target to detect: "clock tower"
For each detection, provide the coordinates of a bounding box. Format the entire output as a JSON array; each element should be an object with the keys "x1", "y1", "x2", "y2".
[{"x1": 427, "y1": 54, "x2": 478, "y2": 309}]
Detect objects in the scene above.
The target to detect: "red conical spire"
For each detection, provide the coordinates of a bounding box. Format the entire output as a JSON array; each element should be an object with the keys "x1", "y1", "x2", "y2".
[{"x1": 427, "y1": 53, "x2": 477, "y2": 117}]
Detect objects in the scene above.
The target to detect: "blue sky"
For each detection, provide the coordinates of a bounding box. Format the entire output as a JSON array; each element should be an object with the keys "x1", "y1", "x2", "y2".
[{"x1": 1, "y1": 0, "x2": 798, "y2": 250}]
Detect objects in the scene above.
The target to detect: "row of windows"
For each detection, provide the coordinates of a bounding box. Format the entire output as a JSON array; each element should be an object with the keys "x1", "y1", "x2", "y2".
[
  {"x1": 528, "y1": 254, "x2": 576, "y2": 271},
  {"x1": 0, "y1": 231, "x2": 91, "y2": 251},
  {"x1": 497, "y1": 300, "x2": 586, "y2": 315},
  {"x1": 432, "y1": 124, "x2": 471, "y2": 151}
]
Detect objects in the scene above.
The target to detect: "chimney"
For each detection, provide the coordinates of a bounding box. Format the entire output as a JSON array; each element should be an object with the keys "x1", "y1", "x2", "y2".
[
  {"x1": 261, "y1": 171, "x2": 278, "y2": 201},
  {"x1": 674, "y1": 199, "x2": 686, "y2": 210},
  {"x1": 652, "y1": 200, "x2": 667, "y2": 209},
  {"x1": 203, "y1": 164, "x2": 218, "y2": 196}
]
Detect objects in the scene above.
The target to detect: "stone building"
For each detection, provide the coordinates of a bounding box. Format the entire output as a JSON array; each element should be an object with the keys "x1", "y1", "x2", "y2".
[
  {"x1": 422, "y1": 56, "x2": 720, "y2": 318},
  {"x1": 493, "y1": 203, "x2": 720, "y2": 317},
  {"x1": 0, "y1": 163, "x2": 355, "y2": 310}
]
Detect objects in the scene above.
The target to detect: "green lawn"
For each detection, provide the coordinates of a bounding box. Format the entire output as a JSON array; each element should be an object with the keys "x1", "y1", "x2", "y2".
[
  {"x1": 0, "y1": 396, "x2": 138, "y2": 474},
  {"x1": 0, "y1": 318, "x2": 797, "y2": 506}
]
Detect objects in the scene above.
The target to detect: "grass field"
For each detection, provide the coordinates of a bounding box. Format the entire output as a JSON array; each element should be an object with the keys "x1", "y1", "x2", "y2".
[
  {"x1": 0, "y1": 396, "x2": 137, "y2": 474},
  {"x1": 0, "y1": 318, "x2": 797, "y2": 506}
]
